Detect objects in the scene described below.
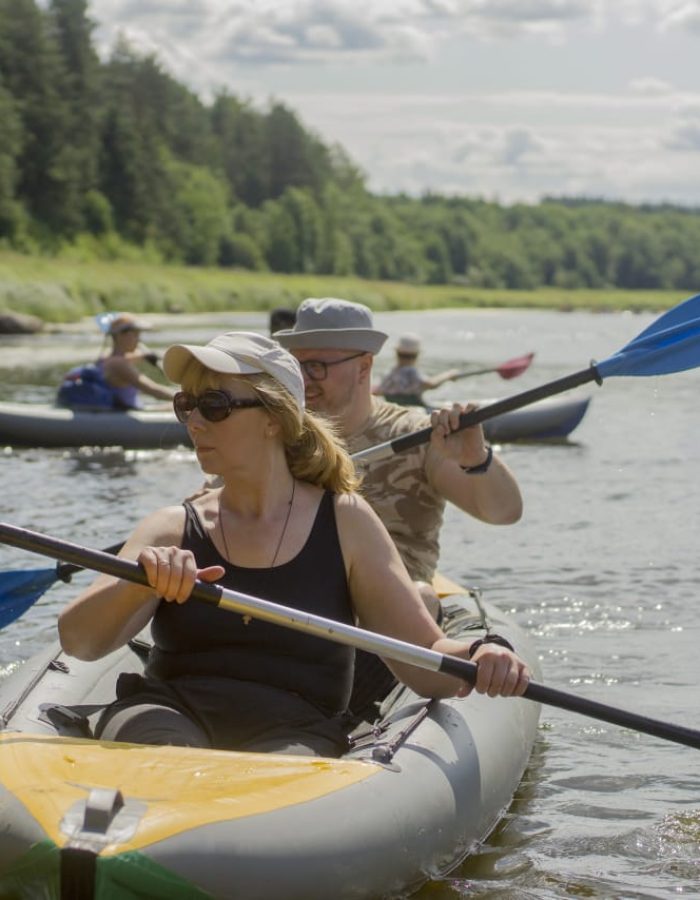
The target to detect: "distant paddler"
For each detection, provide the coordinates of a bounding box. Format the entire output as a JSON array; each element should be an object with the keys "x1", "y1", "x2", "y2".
[
  {"x1": 56, "y1": 312, "x2": 175, "y2": 411},
  {"x1": 375, "y1": 335, "x2": 535, "y2": 407},
  {"x1": 374, "y1": 333, "x2": 461, "y2": 407}
]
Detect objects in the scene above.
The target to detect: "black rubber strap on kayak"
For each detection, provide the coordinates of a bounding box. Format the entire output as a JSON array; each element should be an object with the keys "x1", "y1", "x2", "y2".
[{"x1": 60, "y1": 847, "x2": 97, "y2": 900}]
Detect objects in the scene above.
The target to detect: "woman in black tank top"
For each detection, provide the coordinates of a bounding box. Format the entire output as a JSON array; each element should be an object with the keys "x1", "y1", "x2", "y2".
[{"x1": 58, "y1": 332, "x2": 531, "y2": 757}]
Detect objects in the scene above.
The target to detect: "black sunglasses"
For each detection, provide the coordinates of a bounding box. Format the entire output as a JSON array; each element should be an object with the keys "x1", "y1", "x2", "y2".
[
  {"x1": 300, "y1": 352, "x2": 366, "y2": 382},
  {"x1": 173, "y1": 390, "x2": 264, "y2": 423}
]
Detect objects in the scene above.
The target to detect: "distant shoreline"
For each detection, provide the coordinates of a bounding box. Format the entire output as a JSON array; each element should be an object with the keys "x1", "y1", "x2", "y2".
[{"x1": 0, "y1": 251, "x2": 685, "y2": 325}]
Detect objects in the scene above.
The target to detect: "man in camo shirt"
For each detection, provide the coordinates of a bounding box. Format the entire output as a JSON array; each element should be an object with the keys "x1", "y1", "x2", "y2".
[
  {"x1": 275, "y1": 297, "x2": 523, "y2": 716},
  {"x1": 274, "y1": 297, "x2": 522, "y2": 586}
]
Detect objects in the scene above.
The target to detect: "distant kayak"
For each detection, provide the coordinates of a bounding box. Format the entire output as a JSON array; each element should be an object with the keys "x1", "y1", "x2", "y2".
[
  {"x1": 0, "y1": 401, "x2": 187, "y2": 450},
  {"x1": 480, "y1": 394, "x2": 591, "y2": 442},
  {"x1": 0, "y1": 394, "x2": 590, "y2": 450}
]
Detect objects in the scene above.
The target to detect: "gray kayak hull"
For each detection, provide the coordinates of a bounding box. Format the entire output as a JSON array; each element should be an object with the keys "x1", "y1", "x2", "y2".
[
  {"x1": 0, "y1": 396, "x2": 590, "y2": 448},
  {"x1": 0, "y1": 589, "x2": 541, "y2": 899}
]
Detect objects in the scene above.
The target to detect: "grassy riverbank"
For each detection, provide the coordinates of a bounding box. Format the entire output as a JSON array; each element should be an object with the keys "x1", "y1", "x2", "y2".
[{"x1": 0, "y1": 251, "x2": 686, "y2": 324}]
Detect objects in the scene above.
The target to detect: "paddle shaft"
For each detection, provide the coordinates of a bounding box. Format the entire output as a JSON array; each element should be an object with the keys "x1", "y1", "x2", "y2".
[
  {"x1": 0, "y1": 523, "x2": 446, "y2": 671},
  {"x1": 352, "y1": 365, "x2": 600, "y2": 463},
  {"x1": 55, "y1": 542, "x2": 124, "y2": 582},
  {"x1": 2, "y1": 521, "x2": 699, "y2": 751},
  {"x1": 452, "y1": 367, "x2": 502, "y2": 379}
]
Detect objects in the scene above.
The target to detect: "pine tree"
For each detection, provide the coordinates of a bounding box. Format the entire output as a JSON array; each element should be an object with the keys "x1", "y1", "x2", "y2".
[
  {"x1": 0, "y1": 0, "x2": 71, "y2": 235},
  {"x1": 47, "y1": 0, "x2": 102, "y2": 232}
]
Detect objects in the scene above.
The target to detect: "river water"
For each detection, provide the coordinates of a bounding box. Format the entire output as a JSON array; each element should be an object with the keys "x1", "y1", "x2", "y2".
[{"x1": 1, "y1": 306, "x2": 699, "y2": 898}]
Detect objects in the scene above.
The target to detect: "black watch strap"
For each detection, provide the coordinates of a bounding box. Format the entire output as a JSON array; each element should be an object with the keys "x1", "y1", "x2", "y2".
[{"x1": 460, "y1": 444, "x2": 493, "y2": 474}]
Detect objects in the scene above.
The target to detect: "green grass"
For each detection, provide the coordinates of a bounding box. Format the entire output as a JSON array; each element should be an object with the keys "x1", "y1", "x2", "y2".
[{"x1": 0, "y1": 250, "x2": 688, "y2": 324}]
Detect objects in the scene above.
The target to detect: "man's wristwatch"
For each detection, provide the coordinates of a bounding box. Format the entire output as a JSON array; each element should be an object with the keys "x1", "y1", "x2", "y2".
[{"x1": 459, "y1": 444, "x2": 493, "y2": 474}]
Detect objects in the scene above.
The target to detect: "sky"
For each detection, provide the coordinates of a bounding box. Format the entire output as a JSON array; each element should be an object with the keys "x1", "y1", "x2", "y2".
[{"x1": 87, "y1": 0, "x2": 700, "y2": 206}]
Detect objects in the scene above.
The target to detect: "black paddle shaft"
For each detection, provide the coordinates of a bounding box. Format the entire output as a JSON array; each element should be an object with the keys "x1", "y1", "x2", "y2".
[
  {"x1": 55, "y1": 542, "x2": 124, "y2": 582},
  {"x1": 440, "y1": 657, "x2": 700, "y2": 750},
  {"x1": 0, "y1": 523, "x2": 223, "y2": 608}
]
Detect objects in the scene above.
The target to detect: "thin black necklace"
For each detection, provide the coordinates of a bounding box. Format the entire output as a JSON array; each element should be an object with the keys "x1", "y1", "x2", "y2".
[{"x1": 218, "y1": 479, "x2": 296, "y2": 568}]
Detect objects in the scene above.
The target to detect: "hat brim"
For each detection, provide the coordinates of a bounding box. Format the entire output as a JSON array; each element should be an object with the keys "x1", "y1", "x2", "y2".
[
  {"x1": 274, "y1": 328, "x2": 387, "y2": 355},
  {"x1": 163, "y1": 344, "x2": 262, "y2": 384}
]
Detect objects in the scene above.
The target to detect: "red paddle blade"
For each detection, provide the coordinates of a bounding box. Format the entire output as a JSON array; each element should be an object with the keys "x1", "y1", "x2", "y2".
[{"x1": 497, "y1": 352, "x2": 535, "y2": 379}]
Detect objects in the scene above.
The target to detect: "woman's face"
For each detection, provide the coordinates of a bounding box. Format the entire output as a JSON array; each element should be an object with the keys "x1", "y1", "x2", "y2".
[
  {"x1": 183, "y1": 375, "x2": 274, "y2": 475},
  {"x1": 113, "y1": 326, "x2": 141, "y2": 351}
]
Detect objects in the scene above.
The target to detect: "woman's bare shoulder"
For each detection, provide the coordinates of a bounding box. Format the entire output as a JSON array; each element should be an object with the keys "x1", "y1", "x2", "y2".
[
  {"x1": 333, "y1": 491, "x2": 389, "y2": 546},
  {"x1": 333, "y1": 490, "x2": 374, "y2": 518},
  {"x1": 127, "y1": 504, "x2": 188, "y2": 548}
]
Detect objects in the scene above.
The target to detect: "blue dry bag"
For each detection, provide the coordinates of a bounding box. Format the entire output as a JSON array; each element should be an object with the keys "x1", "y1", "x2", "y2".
[{"x1": 56, "y1": 364, "x2": 116, "y2": 410}]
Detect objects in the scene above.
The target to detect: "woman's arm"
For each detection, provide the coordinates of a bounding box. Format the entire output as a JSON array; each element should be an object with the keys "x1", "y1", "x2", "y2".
[
  {"x1": 102, "y1": 356, "x2": 175, "y2": 401},
  {"x1": 334, "y1": 494, "x2": 529, "y2": 699},
  {"x1": 58, "y1": 506, "x2": 186, "y2": 660}
]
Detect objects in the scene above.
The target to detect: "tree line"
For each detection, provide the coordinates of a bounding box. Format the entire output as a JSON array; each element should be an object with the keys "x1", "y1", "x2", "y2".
[{"x1": 1, "y1": 0, "x2": 699, "y2": 292}]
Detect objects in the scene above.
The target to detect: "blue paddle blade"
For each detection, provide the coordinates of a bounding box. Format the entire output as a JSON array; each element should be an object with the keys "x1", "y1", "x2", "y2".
[
  {"x1": 598, "y1": 293, "x2": 700, "y2": 379},
  {"x1": 0, "y1": 567, "x2": 57, "y2": 628}
]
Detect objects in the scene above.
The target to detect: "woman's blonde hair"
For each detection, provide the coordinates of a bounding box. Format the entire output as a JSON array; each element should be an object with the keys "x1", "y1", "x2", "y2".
[{"x1": 180, "y1": 360, "x2": 360, "y2": 494}]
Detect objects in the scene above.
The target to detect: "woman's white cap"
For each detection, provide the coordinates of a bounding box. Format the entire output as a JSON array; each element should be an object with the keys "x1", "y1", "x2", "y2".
[{"x1": 163, "y1": 332, "x2": 305, "y2": 411}]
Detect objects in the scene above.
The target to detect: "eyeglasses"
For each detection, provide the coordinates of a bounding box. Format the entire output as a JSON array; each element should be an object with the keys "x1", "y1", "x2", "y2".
[
  {"x1": 173, "y1": 390, "x2": 264, "y2": 423},
  {"x1": 299, "y1": 352, "x2": 366, "y2": 382}
]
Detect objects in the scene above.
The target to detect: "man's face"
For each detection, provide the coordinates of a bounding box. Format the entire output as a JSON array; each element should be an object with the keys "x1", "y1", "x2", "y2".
[{"x1": 291, "y1": 348, "x2": 371, "y2": 422}]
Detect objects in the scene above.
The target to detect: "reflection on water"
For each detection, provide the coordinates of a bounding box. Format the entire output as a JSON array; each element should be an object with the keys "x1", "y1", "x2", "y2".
[{"x1": 2, "y1": 308, "x2": 700, "y2": 898}]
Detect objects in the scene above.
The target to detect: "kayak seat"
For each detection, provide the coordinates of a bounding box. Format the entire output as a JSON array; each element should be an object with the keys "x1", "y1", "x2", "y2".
[{"x1": 33, "y1": 639, "x2": 154, "y2": 739}]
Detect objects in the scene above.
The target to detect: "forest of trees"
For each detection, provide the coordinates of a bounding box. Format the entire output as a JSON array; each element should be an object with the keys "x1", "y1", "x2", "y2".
[{"x1": 1, "y1": 0, "x2": 700, "y2": 291}]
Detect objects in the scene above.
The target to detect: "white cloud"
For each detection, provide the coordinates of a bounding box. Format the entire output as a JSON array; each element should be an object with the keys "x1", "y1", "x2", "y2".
[
  {"x1": 87, "y1": 1, "x2": 700, "y2": 74},
  {"x1": 499, "y1": 127, "x2": 545, "y2": 164},
  {"x1": 283, "y1": 87, "x2": 700, "y2": 204},
  {"x1": 209, "y1": 4, "x2": 391, "y2": 65},
  {"x1": 92, "y1": 0, "x2": 439, "y2": 65},
  {"x1": 84, "y1": 1, "x2": 700, "y2": 205},
  {"x1": 460, "y1": 0, "x2": 599, "y2": 39},
  {"x1": 89, "y1": 0, "x2": 609, "y2": 67},
  {"x1": 665, "y1": 102, "x2": 700, "y2": 150},
  {"x1": 629, "y1": 76, "x2": 674, "y2": 95},
  {"x1": 660, "y1": 1, "x2": 700, "y2": 34},
  {"x1": 666, "y1": 122, "x2": 700, "y2": 150}
]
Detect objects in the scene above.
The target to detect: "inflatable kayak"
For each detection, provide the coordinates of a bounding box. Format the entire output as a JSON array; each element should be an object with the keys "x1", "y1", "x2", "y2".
[
  {"x1": 0, "y1": 396, "x2": 590, "y2": 449},
  {"x1": 481, "y1": 394, "x2": 590, "y2": 442},
  {"x1": 0, "y1": 579, "x2": 540, "y2": 899}
]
